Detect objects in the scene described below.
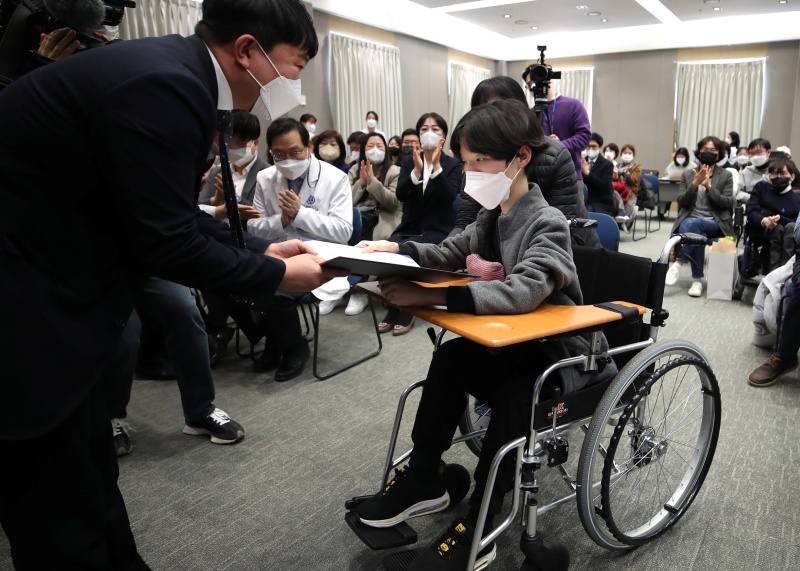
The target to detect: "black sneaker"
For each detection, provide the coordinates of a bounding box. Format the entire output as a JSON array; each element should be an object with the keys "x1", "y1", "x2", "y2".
[
  {"x1": 409, "y1": 519, "x2": 497, "y2": 571},
  {"x1": 182, "y1": 408, "x2": 245, "y2": 444},
  {"x1": 357, "y1": 465, "x2": 450, "y2": 528},
  {"x1": 111, "y1": 418, "x2": 132, "y2": 457}
]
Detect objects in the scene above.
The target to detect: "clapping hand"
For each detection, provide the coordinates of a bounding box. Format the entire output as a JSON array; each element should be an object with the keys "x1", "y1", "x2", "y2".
[
  {"x1": 412, "y1": 147, "x2": 424, "y2": 178},
  {"x1": 431, "y1": 138, "x2": 445, "y2": 171},
  {"x1": 210, "y1": 172, "x2": 225, "y2": 205},
  {"x1": 279, "y1": 189, "x2": 302, "y2": 222},
  {"x1": 581, "y1": 159, "x2": 590, "y2": 176},
  {"x1": 692, "y1": 165, "x2": 711, "y2": 189},
  {"x1": 359, "y1": 160, "x2": 373, "y2": 186},
  {"x1": 763, "y1": 215, "x2": 780, "y2": 230}
]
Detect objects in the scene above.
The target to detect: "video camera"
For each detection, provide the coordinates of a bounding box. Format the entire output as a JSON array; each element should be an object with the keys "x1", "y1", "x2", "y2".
[{"x1": 522, "y1": 45, "x2": 561, "y2": 125}]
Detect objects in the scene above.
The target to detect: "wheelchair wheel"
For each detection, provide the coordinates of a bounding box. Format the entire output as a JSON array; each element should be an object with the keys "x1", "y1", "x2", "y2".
[
  {"x1": 576, "y1": 340, "x2": 721, "y2": 550},
  {"x1": 458, "y1": 394, "x2": 490, "y2": 457}
]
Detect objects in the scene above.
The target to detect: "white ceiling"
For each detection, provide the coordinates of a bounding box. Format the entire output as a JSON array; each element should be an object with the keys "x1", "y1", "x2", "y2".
[{"x1": 307, "y1": 0, "x2": 800, "y2": 61}]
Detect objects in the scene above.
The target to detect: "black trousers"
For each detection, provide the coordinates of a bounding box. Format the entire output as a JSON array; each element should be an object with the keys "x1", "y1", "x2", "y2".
[
  {"x1": 0, "y1": 383, "x2": 150, "y2": 570},
  {"x1": 410, "y1": 337, "x2": 546, "y2": 515}
]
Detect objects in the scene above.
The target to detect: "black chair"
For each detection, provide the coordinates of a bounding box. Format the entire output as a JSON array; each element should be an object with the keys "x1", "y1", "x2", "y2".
[{"x1": 632, "y1": 174, "x2": 661, "y2": 241}]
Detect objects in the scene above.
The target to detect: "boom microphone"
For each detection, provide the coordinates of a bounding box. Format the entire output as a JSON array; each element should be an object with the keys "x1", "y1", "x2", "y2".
[{"x1": 42, "y1": 0, "x2": 106, "y2": 31}]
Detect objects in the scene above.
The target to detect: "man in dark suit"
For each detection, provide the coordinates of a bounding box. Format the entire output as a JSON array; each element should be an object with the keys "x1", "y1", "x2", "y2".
[
  {"x1": 581, "y1": 132, "x2": 616, "y2": 217},
  {"x1": 0, "y1": 1, "x2": 344, "y2": 568}
]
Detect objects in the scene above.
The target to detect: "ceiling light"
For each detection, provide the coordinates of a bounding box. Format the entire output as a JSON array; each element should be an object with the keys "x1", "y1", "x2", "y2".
[
  {"x1": 515, "y1": 19, "x2": 528, "y2": 24},
  {"x1": 587, "y1": 11, "x2": 601, "y2": 16},
  {"x1": 530, "y1": 26, "x2": 538, "y2": 30},
  {"x1": 703, "y1": 0, "x2": 720, "y2": 4},
  {"x1": 601, "y1": 18, "x2": 608, "y2": 22},
  {"x1": 713, "y1": 6, "x2": 721, "y2": 10},
  {"x1": 779, "y1": 0, "x2": 787, "y2": 4},
  {"x1": 576, "y1": 5, "x2": 589, "y2": 9},
  {"x1": 503, "y1": 14, "x2": 511, "y2": 18}
]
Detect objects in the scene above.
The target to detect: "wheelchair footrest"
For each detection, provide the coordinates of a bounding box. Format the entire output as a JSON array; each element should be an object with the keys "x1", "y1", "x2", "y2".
[
  {"x1": 345, "y1": 510, "x2": 418, "y2": 550},
  {"x1": 381, "y1": 549, "x2": 420, "y2": 571}
]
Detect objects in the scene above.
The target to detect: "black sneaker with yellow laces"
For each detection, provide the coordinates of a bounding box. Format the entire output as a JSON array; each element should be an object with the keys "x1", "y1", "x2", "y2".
[
  {"x1": 409, "y1": 519, "x2": 497, "y2": 571},
  {"x1": 356, "y1": 465, "x2": 450, "y2": 528}
]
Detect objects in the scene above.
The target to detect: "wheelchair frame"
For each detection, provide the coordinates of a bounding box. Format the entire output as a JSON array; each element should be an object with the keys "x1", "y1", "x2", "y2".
[{"x1": 348, "y1": 234, "x2": 721, "y2": 571}]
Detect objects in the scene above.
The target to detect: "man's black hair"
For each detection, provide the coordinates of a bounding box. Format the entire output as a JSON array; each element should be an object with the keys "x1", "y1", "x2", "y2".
[
  {"x1": 266, "y1": 117, "x2": 309, "y2": 148},
  {"x1": 197, "y1": 0, "x2": 318, "y2": 59},
  {"x1": 231, "y1": 109, "x2": 261, "y2": 141},
  {"x1": 347, "y1": 131, "x2": 365, "y2": 146},
  {"x1": 748, "y1": 137, "x2": 771, "y2": 151},
  {"x1": 400, "y1": 128, "x2": 418, "y2": 142},
  {"x1": 693, "y1": 136, "x2": 721, "y2": 161},
  {"x1": 299, "y1": 113, "x2": 317, "y2": 123},
  {"x1": 415, "y1": 112, "x2": 449, "y2": 139},
  {"x1": 470, "y1": 76, "x2": 527, "y2": 108},
  {"x1": 590, "y1": 132, "x2": 603, "y2": 147}
]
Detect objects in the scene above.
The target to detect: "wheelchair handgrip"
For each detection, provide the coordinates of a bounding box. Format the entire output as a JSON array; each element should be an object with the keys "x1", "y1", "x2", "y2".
[
  {"x1": 676, "y1": 232, "x2": 708, "y2": 246},
  {"x1": 568, "y1": 218, "x2": 598, "y2": 229}
]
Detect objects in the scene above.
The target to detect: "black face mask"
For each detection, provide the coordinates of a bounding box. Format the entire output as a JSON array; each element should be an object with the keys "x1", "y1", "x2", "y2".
[
  {"x1": 402, "y1": 145, "x2": 415, "y2": 156},
  {"x1": 698, "y1": 151, "x2": 718, "y2": 166},
  {"x1": 388, "y1": 146, "x2": 401, "y2": 157},
  {"x1": 771, "y1": 177, "x2": 791, "y2": 191}
]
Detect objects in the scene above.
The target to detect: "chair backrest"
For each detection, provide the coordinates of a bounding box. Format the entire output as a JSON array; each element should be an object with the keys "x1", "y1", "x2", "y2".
[
  {"x1": 452, "y1": 192, "x2": 462, "y2": 216},
  {"x1": 587, "y1": 212, "x2": 620, "y2": 251},
  {"x1": 349, "y1": 208, "x2": 362, "y2": 246},
  {"x1": 642, "y1": 174, "x2": 659, "y2": 197},
  {"x1": 641, "y1": 169, "x2": 659, "y2": 177}
]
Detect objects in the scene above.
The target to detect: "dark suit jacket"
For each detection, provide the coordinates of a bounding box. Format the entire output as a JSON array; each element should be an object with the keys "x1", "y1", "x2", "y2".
[
  {"x1": 393, "y1": 153, "x2": 461, "y2": 244},
  {"x1": 198, "y1": 157, "x2": 268, "y2": 207},
  {"x1": 583, "y1": 155, "x2": 616, "y2": 217},
  {"x1": 0, "y1": 35, "x2": 286, "y2": 440}
]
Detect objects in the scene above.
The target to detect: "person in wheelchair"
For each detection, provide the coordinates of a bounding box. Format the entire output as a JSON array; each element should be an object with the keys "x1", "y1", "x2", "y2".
[
  {"x1": 665, "y1": 136, "x2": 735, "y2": 297},
  {"x1": 351, "y1": 99, "x2": 618, "y2": 570},
  {"x1": 744, "y1": 158, "x2": 800, "y2": 274}
]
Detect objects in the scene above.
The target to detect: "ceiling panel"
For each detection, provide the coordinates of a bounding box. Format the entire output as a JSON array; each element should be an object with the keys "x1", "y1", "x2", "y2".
[
  {"x1": 444, "y1": 0, "x2": 659, "y2": 38},
  {"x1": 408, "y1": 0, "x2": 462, "y2": 7},
  {"x1": 663, "y1": 0, "x2": 796, "y2": 22}
]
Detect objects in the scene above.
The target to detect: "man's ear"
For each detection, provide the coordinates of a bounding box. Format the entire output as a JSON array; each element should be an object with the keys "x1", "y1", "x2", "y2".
[
  {"x1": 232, "y1": 35, "x2": 259, "y2": 70},
  {"x1": 517, "y1": 145, "x2": 532, "y2": 170}
]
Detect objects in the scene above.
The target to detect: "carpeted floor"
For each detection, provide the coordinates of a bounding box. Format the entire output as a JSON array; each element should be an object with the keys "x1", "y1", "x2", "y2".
[{"x1": 2, "y1": 218, "x2": 798, "y2": 571}]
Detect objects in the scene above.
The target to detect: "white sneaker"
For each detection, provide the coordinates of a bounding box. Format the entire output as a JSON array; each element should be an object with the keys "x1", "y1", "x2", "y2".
[
  {"x1": 688, "y1": 281, "x2": 703, "y2": 297},
  {"x1": 318, "y1": 295, "x2": 346, "y2": 315},
  {"x1": 344, "y1": 293, "x2": 369, "y2": 316},
  {"x1": 665, "y1": 262, "x2": 683, "y2": 286}
]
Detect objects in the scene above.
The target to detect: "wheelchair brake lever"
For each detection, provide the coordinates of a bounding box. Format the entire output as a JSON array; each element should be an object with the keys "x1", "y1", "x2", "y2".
[{"x1": 427, "y1": 327, "x2": 436, "y2": 346}]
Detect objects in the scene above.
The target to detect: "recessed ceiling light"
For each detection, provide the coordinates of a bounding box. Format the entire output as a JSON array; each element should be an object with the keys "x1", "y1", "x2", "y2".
[
  {"x1": 515, "y1": 19, "x2": 528, "y2": 24},
  {"x1": 587, "y1": 11, "x2": 602, "y2": 16},
  {"x1": 779, "y1": 0, "x2": 787, "y2": 4},
  {"x1": 530, "y1": 26, "x2": 538, "y2": 30},
  {"x1": 713, "y1": 6, "x2": 721, "y2": 10},
  {"x1": 503, "y1": 14, "x2": 511, "y2": 18},
  {"x1": 601, "y1": 18, "x2": 608, "y2": 22},
  {"x1": 576, "y1": 5, "x2": 589, "y2": 9}
]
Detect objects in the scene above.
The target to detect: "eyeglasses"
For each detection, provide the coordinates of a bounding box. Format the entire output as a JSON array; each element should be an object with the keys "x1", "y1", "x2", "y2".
[
  {"x1": 270, "y1": 149, "x2": 307, "y2": 161},
  {"x1": 699, "y1": 146, "x2": 717, "y2": 152},
  {"x1": 768, "y1": 172, "x2": 790, "y2": 179}
]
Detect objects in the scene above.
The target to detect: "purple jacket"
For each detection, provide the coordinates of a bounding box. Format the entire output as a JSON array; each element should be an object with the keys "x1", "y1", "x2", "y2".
[{"x1": 538, "y1": 95, "x2": 591, "y2": 180}]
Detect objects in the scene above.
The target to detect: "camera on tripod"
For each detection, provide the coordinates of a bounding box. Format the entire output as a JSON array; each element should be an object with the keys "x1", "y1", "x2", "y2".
[{"x1": 522, "y1": 45, "x2": 561, "y2": 125}]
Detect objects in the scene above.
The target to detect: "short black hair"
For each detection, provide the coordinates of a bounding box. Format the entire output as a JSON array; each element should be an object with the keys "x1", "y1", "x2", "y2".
[
  {"x1": 604, "y1": 143, "x2": 619, "y2": 156},
  {"x1": 450, "y1": 99, "x2": 547, "y2": 163},
  {"x1": 313, "y1": 129, "x2": 346, "y2": 165},
  {"x1": 674, "y1": 147, "x2": 690, "y2": 163},
  {"x1": 366, "y1": 111, "x2": 379, "y2": 121},
  {"x1": 621, "y1": 144, "x2": 636, "y2": 156},
  {"x1": 415, "y1": 112, "x2": 449, "y2": 139},
  {"x1": 768, "y1": 158, "x2": 797, "y2": 175},
  {"x1": 347, "y1": 131, "x2": 365, "y2": 146},
  {"x1": 590, "y1": 132, "x2": 603, "y2": 147},
  {"x1": 748, "y1": 138, "x2": 771, "y2": 151},
  {"x1": 299, "y1": 113, "x2": 317, "y2": 123},
  {"x1": 728, "y1": 131, "x2": 740, "y2": 148},
  {"x1": 694, "y1": 136, "x2": 721, "y2": 161},
  {"x1": 197, "y1": 0, "x2": 318, "y2": 59},
  {"x1": 389, "y1": 135, "x2": 402, "y2": 146},
  {"x1": 401, "y1": 129, "x2": 418, "y2": 142},
  {"x1": 470, "y1": 76, "x2": 527, "y2": 108},
  {"x1": 717, "y1": 139, "x2": 730, "y2": 158},
  {"x1": 231, "y1": 109, "x2": 261, "y2": 141},
  {"x1": 266, "y1": 117, "x2": 309, "y2": 149}
]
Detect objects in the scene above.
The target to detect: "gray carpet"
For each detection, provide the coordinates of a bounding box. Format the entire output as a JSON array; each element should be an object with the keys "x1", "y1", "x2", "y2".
[{"x1": 2, "y1": 217, "x2": 798, "y2": 571}]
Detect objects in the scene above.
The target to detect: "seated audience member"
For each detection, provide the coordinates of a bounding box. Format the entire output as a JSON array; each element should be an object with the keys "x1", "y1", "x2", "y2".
[
  {"x1": 581, "y1": 132, "x2": 616, "y2": 217},
  {"x1": 614, "y1": 144, "x2": 642, "y2": 232},
  {"x1": 748, "y1": 216, "x2": 800, "y2": 387},
  {"x1": 300, "y1": 113, "x2": 317, "y2": 139},
  {"x1": 314, "y1": 129, "x2": 351, "y2": 174},
  {"x1": 385, "y1": 112, "x2": 462, "y2": 336},
  {"x1": 739, "y1": 138, "x2": 771, "y2": 203},
  {"x1": 452, "y1": 75, "x2": 600, "y2": 248},
  {"x1": 726, "y1": 131, "x2": 740, "y2": 157},
  {"x1": 400, "y1": 128, "x2": 420, "y2": 159},
  {"x1": 745, "y1": 158, "x2": 800, "y2": 273},
  {"x1": 665, "y1": 136, "x2": 735, "y2": 297},
  {"x1": 717, "y1": 140, "x2": 733, "y2": 169},
  {"x1": 346, "y1": 131, "x2": 364, "y2": 165},
  {"x1": 353, "y1": 100, "x2": 617, "y2": 570},
  {"x1": 245, "y1": 118, "x2": 353, "y2": 381},
  {"x1": 664, "y1": 147, "x2": 697, "y2": 177},
  {"x1": 603, "y1": 143, "x2": 619, "y2": 165},
  {"x1": 771, "y1": 146, "x2": 800, "y2": 190},
  {"x1": 387, "y1": 135, "x2": 402, "y2": 165},
  {"x1": 734, "y1": 146, "x2": 750, "y2": 172},
  {"x1": 362, "y1": 110, "x2": 386, "y2": 138}
]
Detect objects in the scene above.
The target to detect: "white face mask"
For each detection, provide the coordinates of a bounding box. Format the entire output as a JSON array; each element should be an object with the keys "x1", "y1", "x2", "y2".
[
  {"x1": 716, "y1": 156, "x2": 728, "y2": 168},
  {"x1": 304, "y1": 122, "x2": 316, "y2": 135},
  {"x1": 228, "y1": 143, "x2": 255, "y2": 167},
  {"x1": 350, "y1": 150, "x2": 360, "y2": 161},
  {"x1": 736, "y1": 155, "x2": 749, "y2": 166},
  {"x1": 580, "y1": 149, "x2": 589, "y2": 159},
  {"x1": 274, "y1": 150, "x2": 309, "y2": 180},
  {"x1": 587, "y1": 149, "x2": 600, "y2": 160},
  {"x1": 365, "y1": 148, "x2": 385, "y2": 165},
  {"x1": 318, "y1": 145, "x2": 339, "y2": 163},
  {"x1": 675, "y1": 157, "x2": 686, "y2": 166},
  {"x1": 604, "y1": 151, "x2": 616, "y2": 161},
  {"x1": 247, "y1": 42, "x2": 302, "y2": 123},
  {"x1": 464, "y1": 158, "x2": 520, "y2": 210},
  {"x1": 620, "y1": 153, "x2": 634, "y2": 164},
  {"x1": 725, "y1": 137, "x2": 732, "y2": 145},
  {"x1": 751, "y1": 154, "x2": 768, "y2": 168},
  {"x1": 366, "y1": 119, "x2": 378, "y2": 129},
  {"x1": 420, "y1": 131, "x2": 441, "y2": 151}
]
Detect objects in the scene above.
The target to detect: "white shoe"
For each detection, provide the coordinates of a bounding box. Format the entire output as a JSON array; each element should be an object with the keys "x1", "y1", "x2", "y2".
[
  {"x1": 344, "y1": 293, "x2": 369, "y2": 316},
  {"x1": 614, "y1": 215, "x2": 630, "y2": 223},
  {"x1": 665, "y1": 262, "x2": 682, "y2": 286},
  {"x1": 688, "y1": 281, "x2": 703, "y2": 297},
  {"x1": 318, "y1": 295, "x2": 346, "y2": 315}
]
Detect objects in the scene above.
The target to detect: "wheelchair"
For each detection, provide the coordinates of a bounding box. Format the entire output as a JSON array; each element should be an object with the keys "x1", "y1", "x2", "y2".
[{"x1": 344, "y1": 233, "x2": 721, "y2": 571}]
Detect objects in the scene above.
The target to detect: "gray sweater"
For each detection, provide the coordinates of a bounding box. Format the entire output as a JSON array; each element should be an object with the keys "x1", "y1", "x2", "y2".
[{"x1": 409, "y1": 187, "x2": 617, "y2": 394}]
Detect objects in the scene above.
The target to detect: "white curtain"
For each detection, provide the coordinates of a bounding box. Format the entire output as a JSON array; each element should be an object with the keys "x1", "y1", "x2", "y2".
[
  {"x1": 524, "y1": 67, "x2": 593, "y2": 120},
  {"x1": 329, "y1": 33, "x2": 403, "y2": 140},
  {"x1": 448, "y1": 62, "x2": 490, "y2": 134},
  {"x1": 675, "y1": 59, "x2": 764, "y2": 152},
  {"x1": 119, "y1": 0, "x2": 202, "y2": 40}
]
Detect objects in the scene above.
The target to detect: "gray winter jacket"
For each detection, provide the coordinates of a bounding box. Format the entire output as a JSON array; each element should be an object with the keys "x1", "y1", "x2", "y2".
[{"x1": 409, "y1": 186, "x2": 617, "y2": 394}]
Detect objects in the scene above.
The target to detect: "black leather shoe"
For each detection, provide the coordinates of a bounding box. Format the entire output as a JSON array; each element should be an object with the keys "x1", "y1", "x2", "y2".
[
  {"x1": 253, "y1": 346, "x2": 281, "y2": 373},
  {"x1": 274, "y1": 342, "x2": 310, "y2": 382},
  {"x1": 208, "y1": 326, "x2": 235, "y2": 367},
  {"x1": 135, "y1": 356, "x2": 176, "y2": 381}
]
